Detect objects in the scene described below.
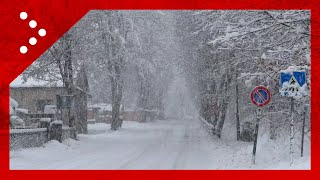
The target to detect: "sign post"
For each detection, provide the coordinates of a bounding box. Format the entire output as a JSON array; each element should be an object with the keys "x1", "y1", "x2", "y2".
[
  {"x1": 252, "y1": 107, "x2": 262, "y2": 164},
  {"x1": 280, "y1": 70, "x2": 307, "y2": 166},
  {"x1": 250, "y1": 86, "x2": 271, "y2": 164},
  {"x1": 289, "y1": 97, "x2": 294, "y2": 166},
  {"x1": 301, "y1": 104, "x2": 308, "y2": 157}
]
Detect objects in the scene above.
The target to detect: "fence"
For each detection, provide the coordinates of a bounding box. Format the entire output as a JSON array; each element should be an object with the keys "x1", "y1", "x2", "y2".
[{"x1": 10, "y1": 125, "x2": 76, "y2": 150}]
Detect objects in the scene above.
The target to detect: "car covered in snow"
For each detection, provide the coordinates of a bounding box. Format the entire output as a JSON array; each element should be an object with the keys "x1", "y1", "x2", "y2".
[
  {"x1": 44, "y1": 105, "x2": 57, "y2": 114},
  {"x1": 10, "y1": 116, "x2": 25, "y2": 129}
]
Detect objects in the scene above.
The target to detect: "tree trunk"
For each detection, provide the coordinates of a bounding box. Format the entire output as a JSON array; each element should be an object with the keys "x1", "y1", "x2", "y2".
[
  {"x1": 216, "y1": 100, "x2": 228, "y2": 138},
  {"x1": 63, "y1": 32, "x2": 74, "y2": 128},
  {"x1": 110, "y1": 63, "x2": 123, "y2": 130},
  {"x1": 213, "y1": 73, "x2": 230, "y2": 138},
  {"x1": 64, "y1": 32, "x2": 73, "y2": 95}
]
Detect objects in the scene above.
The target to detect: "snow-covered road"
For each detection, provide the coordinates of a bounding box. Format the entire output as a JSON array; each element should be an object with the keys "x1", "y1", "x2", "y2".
[{"x1": 10, "y1": 118, "x2": 310, "y2": 170}]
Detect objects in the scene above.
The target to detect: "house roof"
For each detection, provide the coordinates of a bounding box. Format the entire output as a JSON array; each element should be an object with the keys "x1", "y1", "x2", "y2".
[{"x1": 10, "y1": 75, "x2": 64, "y2": 88}]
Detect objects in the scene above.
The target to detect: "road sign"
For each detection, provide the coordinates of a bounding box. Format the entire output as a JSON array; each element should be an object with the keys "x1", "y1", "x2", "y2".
[
  {"x1": 250, "y1": 86, "x2": 271, "y2": 107},
  {"x1": 280, "y1": 71, "x2": 306, "y2": 97}
]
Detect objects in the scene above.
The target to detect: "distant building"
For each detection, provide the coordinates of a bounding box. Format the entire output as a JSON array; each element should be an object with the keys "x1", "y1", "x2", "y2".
[
  {"x1": 87, "y1": 103, "x2": 118, "y2": 123},
  {"x1": 10, "y1": 76, "x2": 65, "y2": 113},
  {"x1": 10, "y1": 72, "x2": 91, "y2": 134}
]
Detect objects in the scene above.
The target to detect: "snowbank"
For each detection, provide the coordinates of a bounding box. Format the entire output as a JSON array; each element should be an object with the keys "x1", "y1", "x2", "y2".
[{"x1": 87, "y1": 123, "x2": 108, "y2": 134}]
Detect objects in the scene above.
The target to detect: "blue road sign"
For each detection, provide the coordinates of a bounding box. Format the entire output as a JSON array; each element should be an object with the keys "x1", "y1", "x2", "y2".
[{"x1": 280, "y1": 71, "x2": 306, "y2": 97}]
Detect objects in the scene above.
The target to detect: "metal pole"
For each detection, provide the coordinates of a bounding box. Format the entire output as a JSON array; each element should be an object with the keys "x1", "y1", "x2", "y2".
[
  {"x1": 290, "y1": 97, "x2": 294, "y2": 166},
  {"x1": 236, "y1": 81, "x2": 240, "y2": 141},
  {"x1": 68, "y1": 108, "x2": 70, "y2": 127},
  {"x1": 300, "y1": 106, "x2": 306, "y2": 157},
  {"x1": 252, "y1": 110, "x2": 260, "y2": 164}
]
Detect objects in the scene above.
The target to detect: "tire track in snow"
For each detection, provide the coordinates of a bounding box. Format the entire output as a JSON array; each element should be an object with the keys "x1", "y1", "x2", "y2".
[
  {"x1": 118, "y1": 128, "x2": 174, "y2": 169},
  {"x1": 117, "y1": 143, "x2": 155, "y2": 169},
  {"x1": 172, "y1": 118, "x2": 215, "y2": 169},
  {"x1": 172, "y1": 122, "x2": 189, "y2": 169}
]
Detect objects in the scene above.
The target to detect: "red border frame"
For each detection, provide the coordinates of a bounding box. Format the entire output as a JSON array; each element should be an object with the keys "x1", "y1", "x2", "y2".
[
  {"x1": 250, "y1": 86, "x2": 271, "y2": 107},
  {"x1": 0, "y1": 0, "x2": 319, "y2": 179}
]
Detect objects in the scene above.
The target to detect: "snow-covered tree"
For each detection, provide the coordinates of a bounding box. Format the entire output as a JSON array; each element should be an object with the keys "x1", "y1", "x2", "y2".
[{"x1": 175, "y1": 10, "x2": 310, "y2": 139}]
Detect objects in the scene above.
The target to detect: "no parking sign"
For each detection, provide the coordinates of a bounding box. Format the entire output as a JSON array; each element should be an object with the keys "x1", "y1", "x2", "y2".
[
  {"x1": 250, "y1": 85, "x2": 271, "y2": 164},
  {"x1": 250, "y1": 86, "x2": 271, "y2": 107}
]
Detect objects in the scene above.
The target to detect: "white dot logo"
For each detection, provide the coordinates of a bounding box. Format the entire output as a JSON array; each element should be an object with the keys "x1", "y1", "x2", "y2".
[
  {"x1": 19, "y1": 12, "x2": 46, "y2": 54},
  {"x1": 20, "y1": 12, "x2": 28, "y2": 20},
  {"x1": 29, "y1": 37, "x2": 37, "y2": 45},
  {"x1": 38, "y1": 29, "x2": 46, "y2": 37},
  {"x1": 29, "y1": 20, "x2": 37, "y2": 28},
  {"x1": 20, "y1": 46, "x2": 28, "y2": 54}
]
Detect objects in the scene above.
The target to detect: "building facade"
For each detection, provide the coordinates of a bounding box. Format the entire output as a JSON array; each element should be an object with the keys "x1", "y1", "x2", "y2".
[{"x1": 10, "y1": 87, "x2": 66, "y2": 113}]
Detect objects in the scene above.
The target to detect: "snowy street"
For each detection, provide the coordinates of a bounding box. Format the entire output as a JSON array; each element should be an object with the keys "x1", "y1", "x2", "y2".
[
  {"x1": 11, "y1": 119, "x2": 218, "y2": 169},
  {"x1": 8, "y1": 10, "x2": 311, "y2": 170},
  {"x1": 10, "y1": 119, "x2": 309, "y2": 170}
]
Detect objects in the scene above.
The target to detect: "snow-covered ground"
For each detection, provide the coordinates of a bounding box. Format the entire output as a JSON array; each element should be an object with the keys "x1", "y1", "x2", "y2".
[{"x1": 10, "y1": 119, "x2": 310, "y2": 170}]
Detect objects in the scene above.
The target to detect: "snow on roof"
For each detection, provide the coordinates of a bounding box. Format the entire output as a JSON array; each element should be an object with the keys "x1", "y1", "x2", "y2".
[
  {"x1": 10, "y1": 75, "x2": 63, "y2": 88},
  {"x1": 16, "y1": 108, "x2": 29, "y2": 114},
  {"x1": 10, "y1": 128, "x2": 47, "y2": 134}
]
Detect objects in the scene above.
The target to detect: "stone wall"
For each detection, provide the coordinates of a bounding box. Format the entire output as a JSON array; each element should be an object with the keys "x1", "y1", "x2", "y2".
[
  {"x1": 10, "y1": 128, "x2": 48, "y2": 150},
  {"x1": 10, "y1": 126, "x2": 76, "y2": 150}
]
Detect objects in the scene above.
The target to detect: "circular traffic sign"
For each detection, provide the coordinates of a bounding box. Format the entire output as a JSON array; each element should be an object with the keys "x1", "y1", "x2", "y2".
[{"x1": 250, "y1": 86, "x2": 271, "y2": 107}]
